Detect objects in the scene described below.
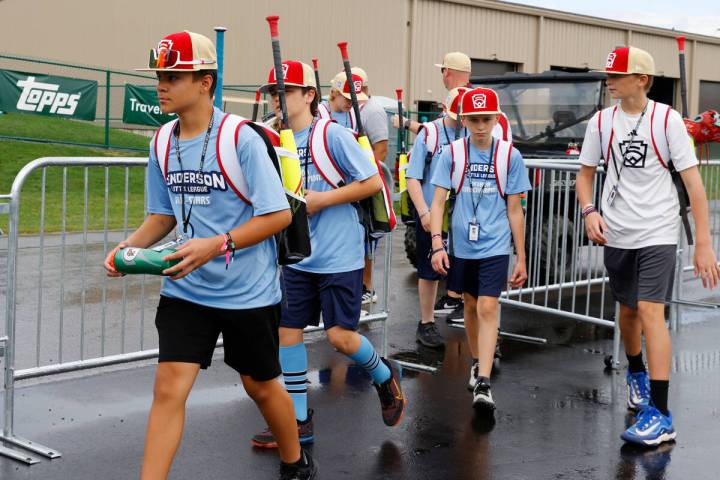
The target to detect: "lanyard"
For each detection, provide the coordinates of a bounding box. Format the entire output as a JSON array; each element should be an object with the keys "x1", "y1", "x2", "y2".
[
  {"x1": 610, "y1": 101, "x2": 648, "y2": 183},
  {"x1": 173, "y1": 112, "x2": 214, "y2": 236},
  {"x1": 465, "y1": 138, "x2": 495, "y2": 222},
  {"x1": 441, "y1": 118, "x2": 465, "y2": 143}
]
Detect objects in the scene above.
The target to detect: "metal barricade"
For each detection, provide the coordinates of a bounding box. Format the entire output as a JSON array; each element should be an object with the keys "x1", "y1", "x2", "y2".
[{"x1": 0, "y1": 157, "x2": 392, "y2": 464}]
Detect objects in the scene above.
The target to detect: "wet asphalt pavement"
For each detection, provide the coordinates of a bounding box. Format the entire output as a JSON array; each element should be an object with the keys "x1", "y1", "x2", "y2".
[{"x1": 1, "y1": 225, "x2": 719, "y2": 480}]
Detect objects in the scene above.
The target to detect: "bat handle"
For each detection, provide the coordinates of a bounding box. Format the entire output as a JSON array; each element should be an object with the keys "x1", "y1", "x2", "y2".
[
  {"x1": 337, "y1": 42, "x2": 349, "y2": 61},
  {"x1": 266, "y1": 16, "x2": 279, "y2": 37}
]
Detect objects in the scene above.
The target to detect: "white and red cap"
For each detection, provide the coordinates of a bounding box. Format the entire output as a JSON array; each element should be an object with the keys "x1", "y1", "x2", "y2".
[
  {"x1": 459, "y1": 87, "x2": 502, "y2": 116},
  {"x1": 595, "y1": 46, "x2": 656, "y2": 75},
  {"x1": 444, "y1": 87, "x2": 469, "y2": 120},
  {"x1": 259, "y1": 60, "x2": 317, "y2": 93},
  {"x1": 136, "y1": 31, "x2": 217, "y2": 72},
  {"x1": 351, "y1": 66, "x2": 368, "y2": 86},
  {"x1": 330, "y1": 71, "x2": 369, "y2": 101}
]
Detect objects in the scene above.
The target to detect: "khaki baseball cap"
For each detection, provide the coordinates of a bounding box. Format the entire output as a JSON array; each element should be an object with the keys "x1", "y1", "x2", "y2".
[
  {"x1": 330, "y1": 71, "x2": 369, "y2": 101},
  {"x1": 434, "y1": 52, "x2": 471, "y2": 73},
  {"x1": 595, "y1": 46, "x2": 656, "y2": 75},
  {"x1": 137, "y1": 31, "x2": 217, "y2": 72}
]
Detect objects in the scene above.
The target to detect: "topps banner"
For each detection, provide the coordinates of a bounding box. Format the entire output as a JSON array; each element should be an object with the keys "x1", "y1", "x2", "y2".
[
  {"x1": 122, "y1": 84, "x2": 175, "y2": 126},
  {"x1": 0, "y1": 69, "x2": 97, "y2": 120}
]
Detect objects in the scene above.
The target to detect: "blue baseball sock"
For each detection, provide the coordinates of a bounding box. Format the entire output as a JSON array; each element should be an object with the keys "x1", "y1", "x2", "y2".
[
  {"x1": 348, "y1": 335, "x2": 391, "y2": 385},
  {"x1": 280, "y1": 342, "x2": 308, "y2": 422}
]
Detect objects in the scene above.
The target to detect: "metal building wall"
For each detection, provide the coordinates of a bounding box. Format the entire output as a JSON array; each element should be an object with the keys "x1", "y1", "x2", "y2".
[{"x1": 1, "y1": 0, "x2": 719, "y2": 116}]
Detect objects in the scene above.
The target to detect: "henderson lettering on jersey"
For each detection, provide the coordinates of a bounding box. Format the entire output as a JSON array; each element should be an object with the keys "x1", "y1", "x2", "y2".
[{"x1": 165, "y1": 169, "x2": 228, "y2": 194}]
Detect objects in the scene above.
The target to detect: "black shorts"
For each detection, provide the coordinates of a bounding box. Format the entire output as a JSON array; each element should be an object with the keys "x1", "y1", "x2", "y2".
[
  {"x1": 604, "y1": 245, "x2": 676, "y2": 308},
  {"x1": 155, "y1": 295, "x2": 281, "y2": 381},
  {"x1": 454, "y1": 255, "x2": 510, "y2": 298}
]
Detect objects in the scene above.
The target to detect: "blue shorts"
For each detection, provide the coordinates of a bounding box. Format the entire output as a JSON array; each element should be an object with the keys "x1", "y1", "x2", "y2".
[
  {"x1": 415, "y1": 222, "x2": 442, "y2": 281},
  {"x1": 280, "y1": 267, "x2": 363, "y2": 331},
  {"x1": 454, "y1": 255, "x2": 509, "y2": 298},
  {"x1": 446, "y1": 255, "x2": 464, "y2": 293}
]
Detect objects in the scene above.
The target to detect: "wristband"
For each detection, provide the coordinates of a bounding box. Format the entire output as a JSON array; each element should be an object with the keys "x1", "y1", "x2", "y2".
[
  {"x1": 581, "y1": 205, "x2": 597, "y2": 218},
  {"x1": 419, "y1": 210, "x2": 430, "y2": 219},
  {"x1": 221, "y1": 232, "x2": 236, "y2": 270},
  {"x1": 431, "y1": 233, "x2": 442, "y2": 240},
  {"x1": 429, "y1": 247, "x2": 445, "y2": 259}
]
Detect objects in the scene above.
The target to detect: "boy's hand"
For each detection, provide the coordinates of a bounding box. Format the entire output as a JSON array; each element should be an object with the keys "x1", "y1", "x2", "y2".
[
  {"x1": 584, "y1": 212, "x2": 609, "y2": 245},
  {"x1": 431, "y1": 248, "x2": 450, "y2": 276},
  {"x1": 162, "y1": 236, "x2": 224, "y2": 280},
  {"x1": 509, "y1": 259, "x2": 527, "y2": 289},
  {"x1": 694, "y1": 244, "x2": 720, "y2": 289},
  {"x1": 104, "y1": 242, "x2": 128, "y2": 277},
  {"x1": 305, "y1": 189, "x2": 328, "y2": 216}
]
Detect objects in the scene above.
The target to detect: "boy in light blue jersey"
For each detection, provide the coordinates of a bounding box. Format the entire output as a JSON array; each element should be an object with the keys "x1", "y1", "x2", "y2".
[
  {"x1": 430, "y1": 87, "x2": 530, "y2": 413},
  {"x1": 103, "y1": 32, "x2": 316, "y2": 479},
  {"x1": 406, "y1": 87, "x2": 469, "y2": 349},
  {"x1": 251, "y1": 60, "x2": 406, "y2": 449}
]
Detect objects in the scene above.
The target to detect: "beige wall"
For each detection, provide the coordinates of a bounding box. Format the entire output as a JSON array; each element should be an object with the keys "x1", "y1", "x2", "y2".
[{"x1": 1, "y1": 0, "x2": 719, "y2": 117}]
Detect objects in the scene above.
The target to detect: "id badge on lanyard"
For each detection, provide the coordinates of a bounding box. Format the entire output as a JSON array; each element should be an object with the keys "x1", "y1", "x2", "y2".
[{"x1": 468, "y1": 218, "x2": 479, "y2": 242}]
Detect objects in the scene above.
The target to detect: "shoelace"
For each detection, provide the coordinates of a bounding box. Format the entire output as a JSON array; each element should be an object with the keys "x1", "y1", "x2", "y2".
[
  {"x1": 635, "y1": 408, "x2": 660, "y2": 430},
  {"x1": 631, "y1": 374, "x2": 649, "y2": 400}
]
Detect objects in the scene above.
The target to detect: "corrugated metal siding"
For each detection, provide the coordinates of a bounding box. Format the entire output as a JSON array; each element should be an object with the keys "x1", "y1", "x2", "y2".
[
  {"x1": 631, "y1": 32, "x2": 681, "y2": 78},
  {"x1": 542, "y1": 18, "x2": 626, "y2": 71},
  {"x1": 410, "y1": 0, "x2": 538, "y2": 104}
]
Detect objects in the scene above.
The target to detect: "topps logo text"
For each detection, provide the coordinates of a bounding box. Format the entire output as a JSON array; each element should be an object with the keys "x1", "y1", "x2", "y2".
[{"x1": 16, "y1": 76, "x2": 81, "y2": 115}]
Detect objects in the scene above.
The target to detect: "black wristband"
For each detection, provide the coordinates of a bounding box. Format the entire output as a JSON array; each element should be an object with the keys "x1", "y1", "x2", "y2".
[{"x1": 429, "y1": 247, "x2": 445, "y2": 259}]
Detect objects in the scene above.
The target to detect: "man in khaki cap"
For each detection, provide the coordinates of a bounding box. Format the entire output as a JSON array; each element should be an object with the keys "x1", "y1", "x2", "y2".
[{"x1": 434, "y1": 51, "x2": 472, "y2": 90}]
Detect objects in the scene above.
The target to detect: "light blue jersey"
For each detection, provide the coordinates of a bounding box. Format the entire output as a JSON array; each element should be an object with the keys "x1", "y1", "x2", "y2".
[
  {"x1": 431, "y1": 138, "x2": 531, "y2": 259},
  {"x1": 146, "y1": 107, "x2": 289, "y2": 309},
  {"x1": 406, "y1": 118, "x2": 465, "y2": 206},
  {"x1": 290, "y1": 121, "x2": 377, "y2": 274}
]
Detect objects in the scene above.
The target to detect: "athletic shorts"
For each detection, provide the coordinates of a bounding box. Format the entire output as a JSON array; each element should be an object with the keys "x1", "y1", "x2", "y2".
[
  {"x1": 604, "y1": 244, "x2": 676, "y2": 308},
  {"x1": 446, "y1": 254, "x2": 465, "y2": 293},
  {"x1": 280, "y1": 266, "x2": 363, "y2": 331},
  {"x1": 453, "y1": 255, "x2": 510, "y2": 298},
  {"x1": 415, "y1": 221, "x2": 442, "y2": 281},
  {"x1": 155, "y1": 295, "x2": 281, "y2": 381}
]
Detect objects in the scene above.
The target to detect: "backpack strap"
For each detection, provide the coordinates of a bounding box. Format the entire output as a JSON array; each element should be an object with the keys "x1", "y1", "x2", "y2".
[
  {"x1": 598, "y1": 105, "x2": 618, "y2": 167},
  {"x1": 649, "y1": 100, "x2": 671, "y2": 169},
  {"x1": 493, "y1": 139, "x2": 513, "y2": 198},
  {"x1": 449, "y1": 137, "x2": 467, "y2": 192},
  {"x1": 317, "y1": 103, "x2": 332, "y2": 120},
  {"x1": 495, "y1": 113, "x2": 512, "y2": 141},
  {"x1": 152, "y1": 118, "x2": 178, "y2": 179},
  {"x1": 309, "y1": 118, "x2": 344, "y2": 188},
  {"x1": 216, "y1": 113, "x2": 252, "y2": 204},
  {"x1": 420, "y1": 121, "x2": 440, "y2": 156}
]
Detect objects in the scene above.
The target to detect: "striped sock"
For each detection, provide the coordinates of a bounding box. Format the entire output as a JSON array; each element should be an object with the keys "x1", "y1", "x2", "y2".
[
  {"x1": 348, "y1": 335, "x2": 391, "y2": 385},
  {"x1": 280, "y1": 342, "x2": 308, "y2": 422}
]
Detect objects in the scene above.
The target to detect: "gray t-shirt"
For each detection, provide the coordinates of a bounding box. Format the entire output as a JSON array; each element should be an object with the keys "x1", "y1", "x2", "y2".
[{"x1": 360, "y1": 97, "x2": 389, "y2": 145}]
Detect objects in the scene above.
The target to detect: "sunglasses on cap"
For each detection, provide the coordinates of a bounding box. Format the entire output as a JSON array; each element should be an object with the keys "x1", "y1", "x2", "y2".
[{"x1": 148, "y1": 48, "x2": 216, "y2": 69}]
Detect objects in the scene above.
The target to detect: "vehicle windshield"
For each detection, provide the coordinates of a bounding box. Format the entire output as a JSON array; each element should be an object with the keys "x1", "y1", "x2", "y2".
[{"x1": 483, "y1": 81, "x2": 603, "y2": 143}]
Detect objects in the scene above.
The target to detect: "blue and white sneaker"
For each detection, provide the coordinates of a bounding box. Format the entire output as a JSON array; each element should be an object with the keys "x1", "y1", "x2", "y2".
[
  {"x1": 621, "y1": 406, "x2": 676, "y2": 446},
  {"x1": 626, "y1": 370, "x2": 651, "y2": 411}
]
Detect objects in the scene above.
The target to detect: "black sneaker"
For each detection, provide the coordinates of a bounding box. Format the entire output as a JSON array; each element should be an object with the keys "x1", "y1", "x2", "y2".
[
  {"x1": 374, "y1": 358, "x2": 406, "y2": 426},
  {"x1": 472, "y1": 379, "x2": 496, "y2": 412},
  {"x1": 252, "y1": 410, "x2": 315, "y2": 448},
  {"x1": 434, "y1": 294, "x2": 461, "y2": 313},
  {"x1": 279, "y1": 450, "x2": 318, "y2": 480},
  {"x1": 445, "y1": 301, "x2": 465, "y2": 323},
  {"x1": 361, "y1": 287, "x2": 378, "y2": 305},
  {"x1": 416, "y1": 321, "x2": 445, "y2": 349}
]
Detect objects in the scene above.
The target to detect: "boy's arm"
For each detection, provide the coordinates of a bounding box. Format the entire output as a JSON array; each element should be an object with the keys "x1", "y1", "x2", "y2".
[
  {"x1": 407, "y1": 178, "x2": 430, "y2": 231},
  {"x1": 429, "y1": 186, "x2": 450, "y2": 275},
  {"x1": 506, "y1": 194, "x2": 528, "y2": 288},
  {"x1": 577, "y1": 165, "x2": 608, "y2": 245},
  {"x1": 104, "y1": 213, "x2": 177, "y2": 277},
  {"x1": 680, "y1": 166, "x2": 719, "y2": 289}
]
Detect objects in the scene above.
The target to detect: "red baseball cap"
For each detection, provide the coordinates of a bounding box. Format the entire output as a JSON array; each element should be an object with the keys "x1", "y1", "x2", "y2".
[
  {"x1": 259, "y1": 60, "x2": 316, "y2": 93},
  {"x1": 595, "y1": 46, "x2": 655, "y2": 75},
  {"x1": 330, "y1": 72, "x2": 368, "y2": 101},
  {"x1": 444, "y1": 87, "x2": 469, "y2": 120},
  {"x1": 137, "y1": 31, "x2": 217, "y2": 72},
  {"x1": 459, "y1": 87, "x2": 502, "y2": 116}
]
